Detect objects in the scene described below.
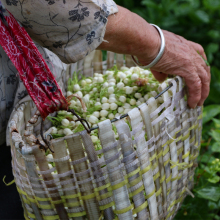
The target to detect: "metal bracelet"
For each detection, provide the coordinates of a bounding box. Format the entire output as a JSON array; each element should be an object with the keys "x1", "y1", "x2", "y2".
[{"x1": 132, "y1": 24, "x2": 165, "y2": 69}]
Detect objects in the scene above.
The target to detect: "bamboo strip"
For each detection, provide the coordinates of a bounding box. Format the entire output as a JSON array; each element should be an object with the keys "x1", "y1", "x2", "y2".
[
  {"x1": 115, "y1": 119, "x2": 149, "y2": 220},
  {"x1": 51, "y1": 138, "x2": 84, "y2": 220},
  {"x1": 32, "y1": 144, "x2": 69, "y2": 219},
  {"x1": 65, "y1": 134, "x2": 100, "y2": 220},
  {"x1": 98, "y1": 120, "x2": 133, "y2": 220},
  {"x1": 80, "y1": 130, "x2": 114, "y2": 220}
]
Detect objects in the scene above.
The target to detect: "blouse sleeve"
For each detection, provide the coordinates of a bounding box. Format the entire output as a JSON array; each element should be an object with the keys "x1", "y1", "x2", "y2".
[{"x1": 1, "y1": 0, "x2": 118, "y2": 64}]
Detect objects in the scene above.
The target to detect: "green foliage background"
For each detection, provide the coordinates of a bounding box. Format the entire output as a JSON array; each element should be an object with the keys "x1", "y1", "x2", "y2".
[{"x1": 114, "y1": 0, "x2": 220, "y2": 219}]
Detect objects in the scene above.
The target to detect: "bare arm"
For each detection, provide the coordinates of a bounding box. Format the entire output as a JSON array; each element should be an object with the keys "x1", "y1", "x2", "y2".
[{"x1": 98, "y1": 6, "x2": 211, "y2": 108}]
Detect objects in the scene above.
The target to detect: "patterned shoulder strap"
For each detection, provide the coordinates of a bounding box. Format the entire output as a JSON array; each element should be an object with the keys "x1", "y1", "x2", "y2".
[{"x1": 0, "y1": 4, "x2": 68, "y2": 119}]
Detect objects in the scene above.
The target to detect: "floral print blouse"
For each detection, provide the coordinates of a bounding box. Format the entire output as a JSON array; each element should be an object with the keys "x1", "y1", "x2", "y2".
[{"x1": 0, "y1": 0, "x2": 118, "y2": 145}]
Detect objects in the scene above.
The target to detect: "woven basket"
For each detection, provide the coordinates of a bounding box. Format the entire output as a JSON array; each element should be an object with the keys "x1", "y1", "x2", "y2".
[{"x1": 7, "y1": 50, "x2": 202, "y2": 220}]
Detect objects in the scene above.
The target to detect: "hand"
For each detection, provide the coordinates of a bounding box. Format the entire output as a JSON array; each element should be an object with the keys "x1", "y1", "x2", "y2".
[{"x1": 138, "y1": 30, "x2": 211, "y2": 108}]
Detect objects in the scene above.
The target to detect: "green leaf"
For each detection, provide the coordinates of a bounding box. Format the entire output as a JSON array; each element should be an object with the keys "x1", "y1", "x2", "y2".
[
  {"x1": 211, "y1": 142, "x2": 220, "y2": 153},
  {"x1": 210, "y1": 129, "x2": 220, "y2": 142},
  {"x1": 196, "y1": 186, "x2": 220, "y2": 202},
  {"x1": 203, "y1": 0, "x2": 220, "y2": 10},
  {"x1": 207, "y1": 43, "x2": 219, "y2": 54},
  {"x1": 208, "y1": 176, "x2": 220, "y2": 184},
  {"x1": 194, "y1": 10, "x2": 210, "y2": 23},
  {"x1": 202, "y1": 105, "x2": 220, "y2": 124},
  {"x1": 208, "y1": 201, "x2": 219, "y2": 210},
  {"x1": 212, "y1": 118, "x2": 220, "y2": 129},
  {"x1": 207, "y1": 30, "x2": 220, "y2": 39}
]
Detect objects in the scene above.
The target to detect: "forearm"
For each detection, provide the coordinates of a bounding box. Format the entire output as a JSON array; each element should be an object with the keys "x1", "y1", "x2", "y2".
[{"x1": 97, "y1": 6, "x2": 160, "y2": 64}]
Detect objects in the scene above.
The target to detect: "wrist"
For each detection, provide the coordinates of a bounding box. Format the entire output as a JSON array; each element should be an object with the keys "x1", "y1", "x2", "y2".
[
  {"x1": 98, "y1": 6, "x2": 161, "y2": 65},
  {"x1": 134, "y1": 23, "x2": 161, "y2": 66}
]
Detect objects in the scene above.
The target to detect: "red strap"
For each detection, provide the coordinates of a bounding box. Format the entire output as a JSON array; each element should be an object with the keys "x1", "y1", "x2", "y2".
[{"x1": 0, "y1": 9, "x2": 68, "y2": 119}]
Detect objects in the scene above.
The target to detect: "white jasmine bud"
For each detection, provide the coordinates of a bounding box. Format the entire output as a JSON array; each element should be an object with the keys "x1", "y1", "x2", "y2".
[
  {"x1": 93, "y1": 77, "x2": 98, "y2": 83},
  {"x1": 95, "y1": 102, "x2": 101, "y2": 106},
  {"x1": 69, "y1": 100, "x2": 76, "y2": 108},
  {"x1": 61, "y1": 119, "x2": 70, "y2": 127},
  {"x1": 133, "y1": 86, "x2": 138, "y2": 91},
  {"x1": 75, "y1": 121, "x2": 81, "y2": 126},
  {"x1": 119, "y1": 72, "x2": 126, "y2": 80},
  {"x1": 108, "y1": 113, "x2": 115, "y2": 120},
  {"x1": 136, "y1": 101, "x2": 142, "y2": 106},
  {"x1": 81, "y1": 80, "x2": 87, "y2": 87},
  {"x1": 51, "y1": 127, "x2": 58, "y2": 134},
  {"x1": 94, "y1": 73, "x2": 99, "y2": 77},
  {"x1": 93, "y1": 88, "x2": 98, "y2": 92},
  {"x1": 125, "y1": 86, "x2": 133, "y2": 94},
  {"x1": 109, "y1": 94, "x2": 116, "y2": 98},
  {"x1": 144, "y1": 94, "x2": 149, "y2": 101},
  {"x1": 89, "y1": 115, "x2": 99, "y2": 124},
  {"x1": 151, "y1": 91, "x2": 157, "y2": 97},
  {"x1": 108, "y1": 87, "x2": 114, "y2": 94},
  {"x1": 67, "y1": 91, "x2": 73, "y2": 97},
  {"x1": 73, "y1": 84, "x2": 81, "y2": 91},
  {"x1": 76, "y1": 91, "x2": 83, "y2": 98},
  {"x1": 143, "y1": 70, "x2": 151, "y2": 76},
  {"x1": 110, "y1": 103, "x2": 118, "y2": 110},
  {"x1": 134, "y1": 93, "x2": 142, "y2": 99},
  {"x1": 100, "y1": 110, "x2": 108, "y2": 117},
  {"x1": 124, "y1": 103, "x2": 131, "y2": 109},
  {"x1": 131, "y1": 74, "x2": 139, "y2": 81},
  {"x1": 97, "y1": 77, "x2": 104, "y2": 83},
  {"x1": 120, "y1": 66, "x2": 129, "y2": 71},
  {"x1": 119, "y1": 96, "x2": 126, "y2": 103},
  {"x1": 102, "y1": 103, "x2": 110, "y2": 110},
  {"x1": 63, "y1": 128, "x2": 73, "y2": 136},
  {"x1": 125, "y1": 70, "x2": 132, "y2": 76},
  {"x1": 91, "y1": 135, "x2": 98, "y2": 143},
  {"x1": 101, "y1": 97, "x2": 108, "y2": 103},
  {"x1": 46, "y1": 154, "x2": 53, "y2": 160},
  {"x1": 150, "y1": 83, "x2": 156, "y2": 88},
  {"x1": 103, "y1": 82, "x2": 109, "y2": 88},
  {"x1": 83, "y1": 94, "x2": 90, "y2": 104},
  {"x1": 109, "y1": 97, "x2": 117, "y2": 103},
  {"x1": 109, "y1": 82, "x2": 115, "y2": 87},
  {"x1": 130, "y1": 99, "x2": 136, "y2": 105},
  {"x1": 139, "y1": 98, "x2": 145, "y2": 103},
  {"x1": 118, "y1": 107, "x2": 124, "y2": 113},
  {"x1": 109, "y1": 78, "x2": 116, "y2": 83},
  {"x1": 100, "y1": 117, "x2": 107, "y2": 121},
  {"x1": 106, "y1": 70, "x2": 114, "y2": 76},
  {"x1": 92, "y1": 111, "x2": 100, "y2": 118},
  {"x1": 73, "y1": 116, "x2": 78, "y2": 121},
  {"x1": 70, "y1": 121, "x2": 76, "y2": 127},
  {"x1": 85, "y1": 78, "x2": 92, "y2": 84},
  {"x1": 123, "y1": 78, "x2": 129, "y2": 84},
  {"x1": 117, "y1": 82, "x2": 124, "y2": 89},
  {"x1": 115, "y1": 113, "x2": 120, "y2": 118}
]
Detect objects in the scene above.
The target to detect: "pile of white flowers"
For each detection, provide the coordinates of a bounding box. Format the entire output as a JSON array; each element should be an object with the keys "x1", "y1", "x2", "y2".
[{"x1": 46, "y1": 66, "x2": 171, "y2": 160}]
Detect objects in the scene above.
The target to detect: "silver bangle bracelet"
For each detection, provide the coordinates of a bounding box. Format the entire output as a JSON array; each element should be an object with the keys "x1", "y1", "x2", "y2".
[{"x1": 132, "y1": 24, "x2": 165, "y2": 69}]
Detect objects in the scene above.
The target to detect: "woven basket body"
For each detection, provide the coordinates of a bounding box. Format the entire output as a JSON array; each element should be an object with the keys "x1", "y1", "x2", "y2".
[{"x1": 8, "y1": 51, "x2": 202, "y2": 220}]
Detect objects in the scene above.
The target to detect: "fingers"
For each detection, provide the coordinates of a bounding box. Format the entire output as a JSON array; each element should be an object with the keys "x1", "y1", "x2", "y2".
[
  {"x1": 197, "y1": 65, "x2": 211, "y2": 106},
  {"x1": 184, "y1": 72, "x2": 202, "y2": 109},
  {"x1": 150, "y1": 70, "x2": 168, "y2": 82}
]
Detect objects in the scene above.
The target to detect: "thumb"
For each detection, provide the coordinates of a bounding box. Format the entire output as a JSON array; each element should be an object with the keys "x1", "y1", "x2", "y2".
[{"x1": 150, "y1": 70, "x2": 168, "y2": 83}]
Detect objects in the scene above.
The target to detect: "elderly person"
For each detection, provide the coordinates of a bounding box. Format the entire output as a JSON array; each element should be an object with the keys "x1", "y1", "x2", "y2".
[{"x1": 0, "y1": 0, "x2": 210, "y2": 218}]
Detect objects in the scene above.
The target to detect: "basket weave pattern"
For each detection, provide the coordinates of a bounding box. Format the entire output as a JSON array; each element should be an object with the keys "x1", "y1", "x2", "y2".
[{"x1": 8, "y1": 51, "x2": 202, "y2": 220}]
